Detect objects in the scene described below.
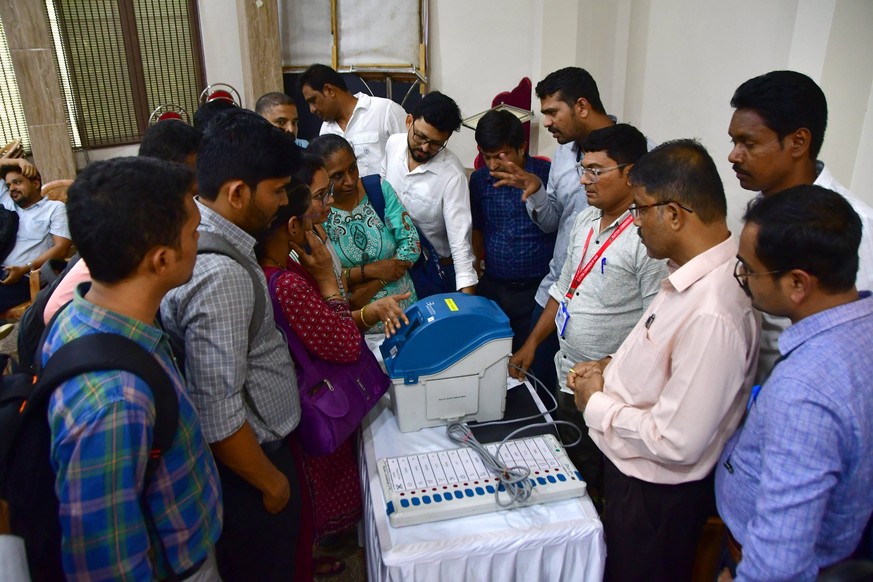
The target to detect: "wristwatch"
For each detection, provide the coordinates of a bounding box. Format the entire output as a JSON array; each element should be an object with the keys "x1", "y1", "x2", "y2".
[{"x1": 25, "y1": 262, "x2": 33, "y2": 271}]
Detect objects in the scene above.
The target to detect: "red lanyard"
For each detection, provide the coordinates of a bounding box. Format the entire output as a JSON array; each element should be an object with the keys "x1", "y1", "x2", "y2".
[{"x1": 564, "y1": 214, "x2": 635, "y2": 300}]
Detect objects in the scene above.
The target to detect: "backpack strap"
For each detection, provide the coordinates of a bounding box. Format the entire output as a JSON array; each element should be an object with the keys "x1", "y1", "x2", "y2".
[
  {"x1": 35, "y1": 332, "x2": 180, "y2": 579},
  {"x1": 197, "y1": 231, "x2": 266, "y2": 342},
  {"x1": 36, "y1": 334, "x2": 178, "y2": 466},
  {"x1": 362, "y1": 175, "x2": 386, "y2": 223}
]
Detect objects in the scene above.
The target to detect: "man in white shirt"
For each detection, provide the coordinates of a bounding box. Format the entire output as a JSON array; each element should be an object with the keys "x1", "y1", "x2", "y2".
[
  {"x1": 381, "y1": 91, "x2": 477, "y2": 294},
  {"x1": 298, "y1": 64, "x2": 406, "y2": 176},
  {"x1": 727, "y1": 69, "x2": 873, "y2": 380},
  {"x1": 0, "y1": 161, "x2": 71, "y2": 311}
]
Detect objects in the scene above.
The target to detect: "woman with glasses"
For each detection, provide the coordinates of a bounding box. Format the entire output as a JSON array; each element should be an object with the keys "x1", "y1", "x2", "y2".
[
  {"x1": 309, "y1": 134, "x2": 420, "y2": 332},
  {"x1": 254, "y1": 180, "x2": 408, "y2": 578}
]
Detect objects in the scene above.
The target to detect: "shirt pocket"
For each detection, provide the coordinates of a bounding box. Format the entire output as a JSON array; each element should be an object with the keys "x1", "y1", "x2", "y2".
[
  {"x1": 617, "y1": 330, "x2": 669, "y2": 404},
  {"x1": 20, "y1": 218, "x2": 50, "y2": 242},
  {"x1": 350, "y1": 131, "x2": 380, "y2": 160},
  {"x1": 402, "y1": 182, "x2": 440, "y2": 225}
]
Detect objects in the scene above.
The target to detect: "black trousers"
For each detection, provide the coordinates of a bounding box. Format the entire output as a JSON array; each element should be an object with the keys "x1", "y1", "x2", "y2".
[
  {"x1": 556, "y1": 390, "x2": 604, "y2": 499},
  {"x1": 215, "y1": 439, "x2": 302, "y2": 582},
  {"x1": 0, "y1": 277, "x2": 30, "y2": 312},
  {"x1": 602, "y1": 459, "x2": 714, "y2": 582},
  {"x1": 476, "y1": 272, "x2": 540, "y2": 352},
  {"x1": 527, "y1": 301, "x2": 559, "y2": 394}
]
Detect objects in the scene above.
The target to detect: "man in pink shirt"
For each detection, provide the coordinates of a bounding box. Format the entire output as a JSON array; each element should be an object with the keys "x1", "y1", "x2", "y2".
[{"x1": 567, "y1": 139, "x2": 760, "y2": 582}]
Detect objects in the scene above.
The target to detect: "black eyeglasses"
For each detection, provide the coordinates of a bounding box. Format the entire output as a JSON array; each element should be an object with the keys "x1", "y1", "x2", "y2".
[
  {"x1": 628, "y1": 200, "x2": 694, "y2": 218},
  {"x1": 312, "y1": 181, "x2": 335, "y2": 203},
  {"x1": 733, "y1": 259, "x2": 782, "y2": 294},
  {"x1": 410, "y1": 122, "x2": 449, "y2": 152}
]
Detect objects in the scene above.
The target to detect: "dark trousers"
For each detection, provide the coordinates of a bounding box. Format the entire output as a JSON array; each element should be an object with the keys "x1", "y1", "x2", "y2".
[
  {"x1": 0, "y1": 277, "x2": 30, "y2": 312},
  {"x1": 527, "y1": 301, "x2": 559, "y2": 394},
  {"x1": 603, "y1": 459, "x2": 714, "y2": 582},
  {"x1": 215, "y1": 439, "x2": 302, "y2": 582},
  {"x1": 476, "y1": 272, "x2": 540, "y2": 352},
  {"x1": 556, "y1": 390, "x2": 604, "y2": 500}
]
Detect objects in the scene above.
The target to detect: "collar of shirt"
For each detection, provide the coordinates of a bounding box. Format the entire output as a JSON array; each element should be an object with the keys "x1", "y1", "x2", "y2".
[
  {"x1": 779, "y1": 291, "x2": 873, "y2": 356},
  {"x1": 403, "y1": 144, "x2": 449, "y2": 176},
  {"x1": 70, "y1": 282, "x2": 164, "y2": 352},
  {"x1": 585, "y1": 207, "x2": 632, "y2": 232},
  {"x1": 195, "y1": 197, "x2": 257, "y2": 258},
  {"x1": 352, "y1": 92, "x2": 373, "y2": 113},
  {"x1": 20, "y1": 197, "x2": 50, "y2": 212},
  {"x1": 666, "y1": 236, "x2": 737, "y2": 293}
]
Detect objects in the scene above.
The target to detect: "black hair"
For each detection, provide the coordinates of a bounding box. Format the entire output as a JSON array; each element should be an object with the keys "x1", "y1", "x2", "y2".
[
  {"x1": 196, "y1": 108, "x2": 301, "y2": 201},
  {"x1": 0, "y1": 165, "x2": 41, "y2": 186},
  {"x1": 192, "y1": 99, "x2": 237, "y2": 132},
  {"x1": 139, "y1": 120, "x2": 202, "y2": 164},
  {"x1": 307, "y1": 133, "x2": 355, "y2": 162},
  {"x1": 628, "y1": 139, "x2": 727, "y2": 224},
  {"x1": 66, "y1": 157, "x2": 193, "y2": 283},
  {"x1": 293, "y1": 152, "x2": 327, "y2": 188},
  {"x1": 296, "y1": 63, "x2": 348, "y2": 93},
  {"x1": 535, "y1": 67, "x2": 606, "y2": 114},
  {"x1": 731, "y1": 70, "x2": 827, "y2": 159},
  {"x1": 255, "y1": 92, "x2": 296, "y2": 114},
  {"x1": 475, "y1": 110, "x2": 525, "y2": 152},
  {"x1": 581, "y1": 123, "x2": 648, "y2": 166},
  {"x1": 255, "y1": 177, "x2": 313, "y2": 257},
  {"x1": 744, "y1": 185, "x2": 860, "y2": 292},
  {"x1": 411, "y1": 91, "x2": 462, "y2": 133}
]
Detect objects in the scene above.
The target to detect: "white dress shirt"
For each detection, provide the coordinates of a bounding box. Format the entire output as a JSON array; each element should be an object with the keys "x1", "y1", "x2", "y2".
[
  {"x1": 381, "y1": 133, "x2": 478, "y2": 290},
  {"x1": 320, "y1": 93, "x2": 407, "y2": 177}
]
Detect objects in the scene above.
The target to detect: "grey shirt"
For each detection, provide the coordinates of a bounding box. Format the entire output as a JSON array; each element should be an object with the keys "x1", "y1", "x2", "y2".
[
  {"x1": 549, "y1": 207, "x2": 668, "y2": 393},
  {"x1": 161, "y1": 200, "x2": 300, "y2": 443}
]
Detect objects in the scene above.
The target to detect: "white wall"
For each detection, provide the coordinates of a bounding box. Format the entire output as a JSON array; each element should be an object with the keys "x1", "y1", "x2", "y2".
[{"x1": 86, "y1": 0, "x2": 873, "y2": 227}]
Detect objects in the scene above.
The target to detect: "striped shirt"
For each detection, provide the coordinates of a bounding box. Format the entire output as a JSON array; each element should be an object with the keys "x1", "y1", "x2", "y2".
[{"x1": 46, "y1": 286, "x2": 221, "y2": 581}]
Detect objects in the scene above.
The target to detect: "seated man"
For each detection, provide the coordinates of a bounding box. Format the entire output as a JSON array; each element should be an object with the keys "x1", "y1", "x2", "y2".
[
  {"x1": 298, "y1": 64, "x2": 406, "y2": 176},
  {"x1": 471, "y1": 109, "x2": 555, "y2": 351},
  {"x1": 256, "y1": 92, "x2": 309, "y2": 148},
  {"x1": 0, "y1": 161, "x2": 71, "y2": 311},
  {"x1": 46, "y1": 156, "x2": 221, "y2": 580},
  {"x1": 567, "y1": 140, "x2": 760, "y2": 581},
  {"x1": 509, "y1": 124, "x2": 667, "y2": 500},
  {"x1": 716, "y1": 185, "x2": 873, "y2": 581}
]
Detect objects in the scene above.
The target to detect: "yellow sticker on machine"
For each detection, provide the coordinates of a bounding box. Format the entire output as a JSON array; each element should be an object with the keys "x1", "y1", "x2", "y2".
[{"x1": 444, "y1": 298, "x2": 459, "y2": 311}]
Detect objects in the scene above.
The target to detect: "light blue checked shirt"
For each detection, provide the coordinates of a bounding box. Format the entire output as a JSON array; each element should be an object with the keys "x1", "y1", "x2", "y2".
[{"x1": 716, "y1": 291, "x2": 873, "y2": 582}]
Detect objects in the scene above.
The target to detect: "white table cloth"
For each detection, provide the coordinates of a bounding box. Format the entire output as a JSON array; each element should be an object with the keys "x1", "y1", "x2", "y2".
[{"x1": 360, "y1": 382, "x2": 606, "y2": 582}]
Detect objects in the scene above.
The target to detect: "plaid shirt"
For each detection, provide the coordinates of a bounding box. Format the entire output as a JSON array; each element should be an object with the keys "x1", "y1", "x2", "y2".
[
  {"x1": 160, "y1": 200, "x2": 300, "y2": 443},
  {"x1": 470, "y1": 156, "x2": 555, "y2": 281},
  {"x1": 46, "y1": 286, "x2": 222, "y2": 581}
]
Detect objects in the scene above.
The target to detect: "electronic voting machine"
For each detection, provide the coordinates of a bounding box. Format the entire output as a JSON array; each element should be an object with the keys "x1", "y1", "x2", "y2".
[{"x1": 380, "y1": 293, "x2": 513, "y2": 432}]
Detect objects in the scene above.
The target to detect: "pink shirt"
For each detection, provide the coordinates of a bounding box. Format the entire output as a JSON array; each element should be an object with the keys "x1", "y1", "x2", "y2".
[
  {"x1": 44, "y1": 258, "x2": 91, "y2": 324},
  {"x1": 584, "y1": 236, "x2": 760, "y2": 484}
]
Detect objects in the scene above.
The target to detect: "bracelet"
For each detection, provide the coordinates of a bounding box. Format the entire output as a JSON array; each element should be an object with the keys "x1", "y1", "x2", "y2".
[
  {"x1": 322, "y1": 292, "x2": 343, "y2": 301},
  {"x1": 360, "y1": 305, "x2": 375, "y2": 327},
  {"x1": 378, "y1": 278, "x2": 388, "y2": 286},
  {"x1": 342, "y1": 267, "x2": 350, "y2": 284}
]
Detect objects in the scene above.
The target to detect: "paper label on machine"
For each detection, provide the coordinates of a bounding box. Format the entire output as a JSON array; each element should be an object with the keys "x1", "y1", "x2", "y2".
[{"x1": 425, "y1": 375, "x2": 479, "y2": 422}]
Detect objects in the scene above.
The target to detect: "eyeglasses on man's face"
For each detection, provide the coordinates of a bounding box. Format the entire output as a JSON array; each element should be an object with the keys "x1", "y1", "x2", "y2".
[
  {"x1": 410, "y1": 122, "x2": 449, "y2": 152},
  {"x1": 733, "y1": 258, "x2": 782, "y2": 293},
  {"x1": 628, "y1": 200, "x2": 694, "y2": 218},
  {"x1": 576, "y1": 163, "x2": 628, "y2": 183}
]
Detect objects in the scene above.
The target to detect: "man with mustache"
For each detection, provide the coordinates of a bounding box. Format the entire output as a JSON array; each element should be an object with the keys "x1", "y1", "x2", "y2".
[
  {"x1": 161, "y1": 110, "x2": 304, "y2": 581},
  {"x1": 495, "y1": 67, "x2": 615, "y2": 401},
  {"x1": 567, "y1": 140, "x2": 759, "y2": 582},
  {"x1": 299, "y1": 64, "x2": 406, "y2": 176},
  {"x1": 727, "y1": 70, "x2": 873, "y2": 380},
  {"x1": 381, "y1": 91, "x2": 477, "y2": 294}
]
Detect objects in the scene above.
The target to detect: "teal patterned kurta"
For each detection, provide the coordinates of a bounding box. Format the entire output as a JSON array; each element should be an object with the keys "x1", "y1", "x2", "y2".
[{"x1": 324, "y1": 179, "x2": 420, "y2": 330}]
